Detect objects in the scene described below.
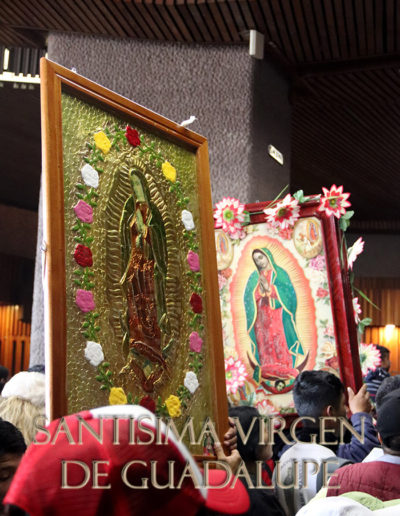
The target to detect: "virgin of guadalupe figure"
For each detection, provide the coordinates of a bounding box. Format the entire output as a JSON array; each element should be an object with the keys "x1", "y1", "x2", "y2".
[
  {"x1": 244, "y1": 248, "x2": 305, "y2": 381},
  {"x1": 119, "y1": 169, "x2": 170, "y2": 392}
]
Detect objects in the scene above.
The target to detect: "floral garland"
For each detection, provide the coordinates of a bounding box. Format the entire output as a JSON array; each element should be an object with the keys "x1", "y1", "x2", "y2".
[
  {"x1": 213, "y1": 184, "x2": 373, "y2": 334},
  {"x1": 73, "y1": 124, "x2": 204, "y2": 417}
]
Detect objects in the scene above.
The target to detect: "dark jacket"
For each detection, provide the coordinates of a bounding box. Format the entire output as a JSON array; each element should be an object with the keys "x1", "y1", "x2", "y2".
[
  {"x1": 241, "y1": 472, "x2": 285, "y2": 516},
  {"x1": 365, "y1": 368, "x2": 390, "y2": 402},
  {"x1": 278, "y1": 412, "x2": 379, "y2": 463}
]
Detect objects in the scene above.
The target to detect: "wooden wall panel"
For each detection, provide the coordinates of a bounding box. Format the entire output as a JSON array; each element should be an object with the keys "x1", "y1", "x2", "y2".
[{"x1": 0, "y1": 305, "x2": 30, "y2": 375}]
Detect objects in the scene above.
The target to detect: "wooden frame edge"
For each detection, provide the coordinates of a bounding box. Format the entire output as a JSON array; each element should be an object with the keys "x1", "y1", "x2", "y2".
[{"x1": 40, "y1": 58, "x2": 67, "y2": 420}]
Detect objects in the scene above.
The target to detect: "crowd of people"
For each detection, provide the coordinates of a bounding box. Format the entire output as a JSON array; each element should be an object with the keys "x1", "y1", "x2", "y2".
[{"x1": 0, "y1": 344, "x2": 398, "y2": 515}]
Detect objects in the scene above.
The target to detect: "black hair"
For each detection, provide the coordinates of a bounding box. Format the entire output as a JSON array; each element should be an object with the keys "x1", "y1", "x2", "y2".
[
  {"x1": 293, "y1": 371, "x2": 344, "y2": 419},
  {"x1": 228, "y1": 406, "x2": 262, "y2": 462},
  {"x1": 0, "y1": 366, "x2": 9, "y2": 381},
  {"x1": 376, "y1": 345, "x2": 390, "y2": 361},
  {"x1": 27, "y1": 364, "x2": 45, "y2": 374},
  {"x1": 0, "y1": 419, "x2": 26, "y2": 457},
  {"x1": 382, "y1": 434, "x2": 400, "y2": 452},
  {"x1": 376, "y1": 375, "x2": 400, "y2": 410}
]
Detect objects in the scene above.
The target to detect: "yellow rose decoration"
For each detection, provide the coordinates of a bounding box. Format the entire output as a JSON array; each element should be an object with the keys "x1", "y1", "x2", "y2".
[
  {"x1": 109, "y1": 387, "x2": 127, "y2": 405},
  {"x1": 165, "y1": 394, "x2": 181, "y2": 418},
  {"x1": 162, "y1": 161, "x2": 176, "y2": 183},
  {"x1": 94, "y1": 131, "x2": 111, "y2": 154}
]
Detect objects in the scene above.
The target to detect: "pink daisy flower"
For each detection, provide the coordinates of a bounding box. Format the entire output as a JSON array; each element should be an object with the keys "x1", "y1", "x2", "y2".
[
  {"x1": 214, "y1": 197, "x2": 245, "y2": 239},
  {"x1": 264, "y1": 194, "x2": 300, "y2": 230},
  {"x1": 318, "y1": 184, "x2": 351, "y2": 219}
]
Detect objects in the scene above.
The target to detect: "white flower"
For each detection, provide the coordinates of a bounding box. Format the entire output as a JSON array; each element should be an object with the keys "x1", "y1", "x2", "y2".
[
  {"x1": 213, "y1": 197, "x2": 245, "y2": 238},
  {"x1": 84, "y1": 341, "x2": 104, "y2": 367},
  {"x1": 264, "y1": 194, "x2": 300, "y2": 229},
  {"x1": 359, "y1": 343, "x2": 381, "y2": 376},
  {"x1": 347, "y1": 237, "x2": 364, "y2": 270},
  {"x1": 181, "y1": 210, "x2": 195, "y2": 230},
  {"x1": 353, "y1": 297, "x2": 362, "y2": 324},
  {"x1": 81, "y1": 164, "x2": 99, "y2": 189},
  {"x1": 184, "y1": 371, "x2": 199, "y2": 394}
]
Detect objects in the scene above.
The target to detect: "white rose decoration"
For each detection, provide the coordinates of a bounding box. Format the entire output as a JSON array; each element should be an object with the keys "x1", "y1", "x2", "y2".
[
  {"x1": 81, "y1": 164, "x2": 99, "y2": 189},
  {"x1": 84, "y1": 341, "x2": 104, "y2": 367},
  {"x1": 181, "y1": 210, "x2": 195, "y2": 230},
  {"x1": 184, "y1": 371, "x2": 199, "y2": 394}
]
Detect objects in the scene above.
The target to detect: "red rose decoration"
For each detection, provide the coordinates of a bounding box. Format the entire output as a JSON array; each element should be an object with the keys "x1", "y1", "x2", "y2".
[
  {"x1": 190, "y1": 293, "x2": 203, "y2": 313},
  {"x1": 139, "y1": 395, "x2": 156, "y2": 413},
  {"x1": 74, "y1": 244, "x2": 93, "y2": 267},
  {"x1": 125, "y1": 126, "x2": 141, "y2": 147},
  {"x1": 316, "y1": 287, "x2": 329, "y2": 298}
]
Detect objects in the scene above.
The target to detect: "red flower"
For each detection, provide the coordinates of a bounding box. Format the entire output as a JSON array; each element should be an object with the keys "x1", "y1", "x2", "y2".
[
  {"x1": 190, "y1": 293, "x2": 203, "y2": 313},
  {"x1": 316, "y1": 287, "x2": 328, "y2": 298},
  {"x1": 74, "y1": 244, "x2": 93, "y2": 267},
  {"x1": 125, "y1": 126, "x2": 141, "y2": 147},
  {"x1": 139, "y1": 395, "x2": 156, "y2": 413}
]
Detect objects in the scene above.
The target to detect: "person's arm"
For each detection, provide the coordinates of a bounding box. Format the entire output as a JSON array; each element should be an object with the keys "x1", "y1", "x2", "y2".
[{"x1": 337, "y1": 385, "x2": 380, "y2": 462}]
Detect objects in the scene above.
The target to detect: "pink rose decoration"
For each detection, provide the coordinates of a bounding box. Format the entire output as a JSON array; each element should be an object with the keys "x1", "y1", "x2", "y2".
[
  {"x1": 187, "y1": 250, "x2": 200, "y2": 272},
  {"x1": 75, "y1": 289, "x2": 95, "y2": 313},
  {"x1": 218, "y1": 273, "x2": 227, "y2": 291},
  {"x1": 316, "y1": 287, "x2": 329, "y2": 298},
  {"x1": 189, "y1": 331, "x2": 203, "y2": 353},
  {"x1": 310, "y1": 255, "x2": 326, "y2": 271},
  {"x1": 74, "y1": 200, "x2": 93, "y2": 223}
]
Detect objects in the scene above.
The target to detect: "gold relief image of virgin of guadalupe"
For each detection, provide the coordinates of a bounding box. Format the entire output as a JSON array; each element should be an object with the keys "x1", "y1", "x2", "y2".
[{"x1": 118, "y1": 170, "x2": 171, "y2": 393}]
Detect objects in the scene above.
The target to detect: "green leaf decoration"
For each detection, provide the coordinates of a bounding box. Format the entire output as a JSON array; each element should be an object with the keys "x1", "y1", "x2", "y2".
[{"x1": 353, "y1": 286, "x2": 381, "y2": 310}]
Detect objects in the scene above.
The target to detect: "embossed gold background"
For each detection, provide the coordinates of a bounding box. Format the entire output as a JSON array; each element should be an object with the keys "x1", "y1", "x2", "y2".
[{"x1": 61, "y1": 91, "x2": 215, "y2": 450}]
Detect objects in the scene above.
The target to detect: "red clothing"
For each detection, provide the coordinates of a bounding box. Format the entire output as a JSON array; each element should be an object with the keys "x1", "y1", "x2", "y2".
[
  {"x1": 254, "y1": 270, "x2": 295, "y2": 379},
  {"x1": 327, "y1": 460, "x2": 400, "y2": 500}
]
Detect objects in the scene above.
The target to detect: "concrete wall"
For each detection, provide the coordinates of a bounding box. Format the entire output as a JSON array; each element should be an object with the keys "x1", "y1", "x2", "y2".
[{"x1": 47, "y1": 33, "x2": 291, "y2": 203}]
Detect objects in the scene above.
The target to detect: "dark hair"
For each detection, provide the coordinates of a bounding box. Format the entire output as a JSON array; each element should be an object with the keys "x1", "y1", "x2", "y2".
[
  {"x1": 228, "y1": 406, "x2": 262, "y2": 462},
  {"x1": 376, "y1": 345, "x2": 390, "y2": 361},
  {"x1": 376, "y1": 375, "x2": 400, "y2": 410},
  {"x1": 382, "y1": 434, "x2": 400, "y2": 452},
  {"x1": 27, "y1": 364, "x2": 45, "y2": 374},
  {"x1": 0, "y1": 419, "x2": 26, "y2": 457},
  {"x1": 0, "y1": 366, "x2": 9, "y2": 380},
  {"x1": 293, "y1": 371, "x2": 344, "y2": 419}
]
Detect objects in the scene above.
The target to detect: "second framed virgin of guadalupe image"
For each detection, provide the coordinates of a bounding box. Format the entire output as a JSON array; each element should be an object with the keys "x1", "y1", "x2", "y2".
[
  {"x1": 40, "y1": 58, "x2": 228, "y2": 455},
  {"x1": 215, "y1": 200, "x2": 361, "y2": 416}
]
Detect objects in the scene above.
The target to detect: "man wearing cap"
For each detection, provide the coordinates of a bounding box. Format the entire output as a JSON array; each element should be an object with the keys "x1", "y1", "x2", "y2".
[
  {"x1": 326, "y1": 388, "x2": 400, "y2": 500},
  {"x1": 3, "y1": 405, "x2": 250, "y2": 516}
]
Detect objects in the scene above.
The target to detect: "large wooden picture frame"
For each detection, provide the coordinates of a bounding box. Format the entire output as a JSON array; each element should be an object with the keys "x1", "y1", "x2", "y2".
[
  {"x1": 215, "y1": 200, "x2": 361, "y2": 416},
  {"x1": 40, "y1": 59, "x2": 227, "y2": 450}
]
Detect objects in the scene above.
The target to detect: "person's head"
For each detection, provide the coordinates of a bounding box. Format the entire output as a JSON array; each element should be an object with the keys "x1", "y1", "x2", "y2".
[
  {"x1": 0, "y1": 372, "x2": 46, "y2": 445},
  {"x1": 27, "y1": 365, "x2": 45, "y2": 375},
  {"x1": 252, "y1": 249, "x2": 271, "y2": 271},
  {"x1": 376, "y1": 388, "x2": 400, "y2": 455},
  {"x1": 4, "y1": 405, "x2": 250, "y2": 516},
  {"x1": 376, "y1": 345, "x2": 390, "y2": 371},
  {"x1": 293, "y1": 371, "x2": 346, "y2": 421},
  {"x1": 228, "y1": 406, "x2": 272, "y2": 463},
  {"x1": 0, "y1": 420, "x2": 26, "y2": 506},
  {"x1": 375, "y1": 375, "x2": 400, "y2": 410},
  {"x1": 0, "y1": 368, "x2": 9, "y2": 395}
]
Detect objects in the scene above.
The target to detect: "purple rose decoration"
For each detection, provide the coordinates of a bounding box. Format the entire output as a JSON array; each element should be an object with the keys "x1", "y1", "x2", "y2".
[
  {"x1": 75, "y1": 289, "x2": 95, "y2": 313},
  {"x1": 310, "y1": 255, "x2": 325, "y2": 271},
  {"x1": 74, "y1": 200, "x2": 93, "y2": 223},
  {"x1": 187, "y1": 250, "x2": 200, "y2": 272},
  {"x1": 189, "y1": 331, "x2": 203, "y2": 353}
]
